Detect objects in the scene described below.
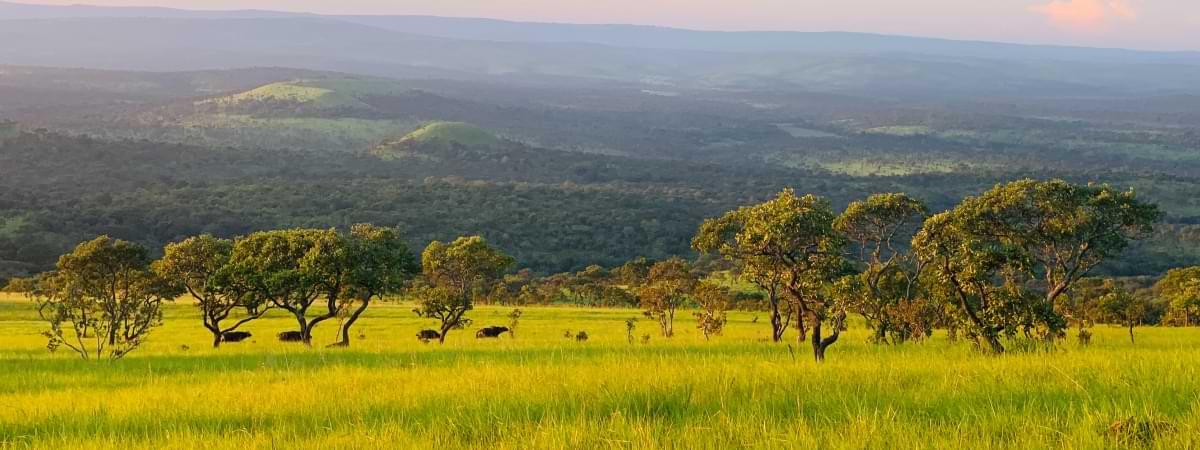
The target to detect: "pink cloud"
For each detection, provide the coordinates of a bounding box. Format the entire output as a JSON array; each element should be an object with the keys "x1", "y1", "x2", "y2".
[{"x1": 1029, "y1": 0, "x2": 1138, "y2": 30}]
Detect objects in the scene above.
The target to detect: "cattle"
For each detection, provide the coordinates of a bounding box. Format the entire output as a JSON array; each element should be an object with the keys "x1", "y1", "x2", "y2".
[
  {"x1": 221, "y1": 331, "x2": 252, "y2": 343},
  {"x1": 575, "y1": 331, "x2": 589, "y2": 342},
  {"x1": 475, "y1": 326, "x2": 510, "y2": 339},
  {"x1": 416, "y1": 329, "x2": 441, "y2": 343},
  {"x1": 277, "y1": 331, "x2": 304, "y2": 342}
]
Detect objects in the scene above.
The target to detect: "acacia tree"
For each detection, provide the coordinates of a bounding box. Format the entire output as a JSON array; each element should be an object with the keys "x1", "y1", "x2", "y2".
[
  {"x1": 31, "y1": 236, "x2": 180, "y2": 360},
  {"x1": 326, "y1": 224, "x2": 418, "y2": 347},
  {"x1": 637, "y1": 257, "x2": 698, "y2": 337},
  {"x1": 693, "y1": 281, "x2": 732, "y2": 340},
  {"x1": 154, "y1": 235, "x2": 268, "y2": 348},
  {"x1": 833, "y1": 193, "x2": 932, "y2": 344},
  {"x1": 225, "y1": 229, "x2": 330, "y2": 345},
  {"x1": 1155, "y1": 267, "x2": 1200, "y2": 326},
  {"x1": 915, "y1": 213, "x2": 1030, "y2": 353},
  {"x1": 916, "y1": 179, "x2": 1159, "y2": 353},
  {"x1": 693, "y1": 189, "x2": 847, "y2": 360},
  {"x1": 955, "y1": 180, "x2": 1158, "y2": 319},
  {"x1": 1097, "y1": 279, "x2": 1149, "y2": 344},
  {"x1": 413, "y1": 236, "x2": 514, "y2": 343}
]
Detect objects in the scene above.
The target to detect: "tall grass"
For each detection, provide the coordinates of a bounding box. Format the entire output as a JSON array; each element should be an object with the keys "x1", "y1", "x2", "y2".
[{"x1": 0, "y1": 294, "x2": 1196, "y2": 449}]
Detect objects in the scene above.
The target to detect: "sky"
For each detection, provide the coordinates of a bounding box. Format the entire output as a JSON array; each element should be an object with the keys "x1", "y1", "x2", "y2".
[{"x1": 16, "y1": 0, "x2": 1200, "y2": 51}]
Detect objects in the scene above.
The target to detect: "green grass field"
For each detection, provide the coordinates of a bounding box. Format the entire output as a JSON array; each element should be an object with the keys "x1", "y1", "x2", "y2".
[{"x1": 1, "y1": 293, "x2": 1197, "y2": 449}]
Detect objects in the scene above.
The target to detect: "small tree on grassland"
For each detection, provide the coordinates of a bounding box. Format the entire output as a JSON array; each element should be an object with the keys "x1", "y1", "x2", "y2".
[
  {"x1": 154, "y1": 235, "x2": 268, "y2": 348},
  {"x1": 507, "y1": 308, "x2": 523, "y2": 338},
  {"x1": 332, "y1": 224, "x2": 418, "y2": 347},
  {"x1": 224, "y1": 229, "x2": 330, "y2": 346},
  {"x1": 693, "y1": 282, "x2": 731, "y2": 340},
  {"x1": 413, "y1": 236, "x2": 514, "y2": 343},
  {"x1": 637, "y1": 257, "x2": 698, "y2": 338},
  {"x1": 693, "y1": 189, "x2": 845, "y2": 350},
  {"x1": 1098, "y1": 279, "x2": 1149, "y2": 344},
  {"x1": 32, "y1": 236, "x2": 181, "y2": 360}
]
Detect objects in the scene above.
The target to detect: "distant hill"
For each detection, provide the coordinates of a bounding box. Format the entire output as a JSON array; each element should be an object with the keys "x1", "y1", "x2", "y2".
[
  {"x1": 338, "y1": 15, "x2": 1200, "y2": 65},
  {"x1": 3, "y1": 1, "x2": 1196, "y2": 64},
  {"x1": 2, "y1": 3, "x2": 1200, "y2": 98}
]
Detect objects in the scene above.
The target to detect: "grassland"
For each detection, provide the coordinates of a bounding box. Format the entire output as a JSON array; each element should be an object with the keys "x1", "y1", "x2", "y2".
[{"x1": 1, "y1": 293, "x2": 1198, "y2": 449}]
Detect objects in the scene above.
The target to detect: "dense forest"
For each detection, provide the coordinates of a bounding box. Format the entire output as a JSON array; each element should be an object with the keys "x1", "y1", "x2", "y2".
[{"x1": 1, "y1": 65, "x2": 1199, "y2": 281}]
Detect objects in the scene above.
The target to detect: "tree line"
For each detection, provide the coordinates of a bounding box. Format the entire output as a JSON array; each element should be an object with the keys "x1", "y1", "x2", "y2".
[{"x1": 10, "y1": 179, "x2": 1200, "y2": 361}]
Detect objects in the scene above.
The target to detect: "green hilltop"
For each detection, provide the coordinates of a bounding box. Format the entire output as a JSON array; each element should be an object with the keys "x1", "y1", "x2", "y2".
[
  {"x1": 372, "y1": 121, "x2": 505, "y2": 160},
  {"x1": 399, "y1": 122, "x2": 502, "y2": 148},
  {"x1": 195, "y1": 78, "x2": 418, "y2": 111}
]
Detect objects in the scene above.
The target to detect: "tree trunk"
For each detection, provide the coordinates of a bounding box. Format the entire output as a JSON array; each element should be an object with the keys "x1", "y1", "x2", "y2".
[
  {"x1": 795, "y1": 311, "x2": 808, "y2": 343},
  {"x1": 292, "y1": 312, "x2": 311, "y2": 346},
  {"x1": 811, "y1": 317, "x2": 825, "y2": 362},
  {"x1": 872, "y1": 323, "x2": 889, "y2": 345},
  {"x1": 980, "y1": 333, "x2": 1004, "y2": 354},
  {"x1": 438, "y1": 322, "x2": 452, "y2": 344},
  {"x1": 204, "y1": 322, "x2": 222, "y2": 348},
  {"x1": 769, "y1": 292, "x2": 784, "y2": 342},
  {"x1": 335, "y1": 298, "x2": 371, "y2": 347},
  {"x1": 809, "y1": 313, "x2": 842, "y2": 362},
  {"x1": 1128, "y1": 323, "x2": 1135, "y2": 344}
]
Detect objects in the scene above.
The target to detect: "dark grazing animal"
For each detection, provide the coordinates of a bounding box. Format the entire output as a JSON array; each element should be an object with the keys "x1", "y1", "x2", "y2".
[
  {"x1": 575, "y1": 331, "x2": 589, "y2": 342},
  {"x1": 475, "y1": 326, "x2": 510, "y2": 338},
  {"x1": 416, "y1": 329, "x2": 441, "y2": 343},
  {"x1": 221, "y1": 331, "x2": 252, "y2": 343},
  {"x1": 277, "y1": 331, "x2": 304, "y2": 342}
]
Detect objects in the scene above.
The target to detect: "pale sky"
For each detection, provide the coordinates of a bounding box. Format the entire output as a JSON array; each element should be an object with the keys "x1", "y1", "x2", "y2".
[{"x1": 17, "y1": 0, "x2": 1200, "y2": 51}]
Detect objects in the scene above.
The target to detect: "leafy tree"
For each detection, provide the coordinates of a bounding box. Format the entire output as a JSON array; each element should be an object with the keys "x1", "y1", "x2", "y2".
[
  {"x1": 2, "y1": 276, "x2": 34, "y2": 293},
  {"x1": 693, "y1": 281, "x2": 731, "y2": 340},
  {"x1": 833, "y1": 193, "x2": 931, "y2": 344},
  {"x1": 413, "y1": 236, "x2": 514, "y2": 343},
  {"x1": 612, "y1": 257, "x2": 654, "y2": 286},
  {"x1": 1155, "y1": 267, "x2": 1200, "y2": 326},
  {"x1": 331, "y1": 224, "x2": 418, "y2": 347},
  {"x1": 31, "y1": 236, "x2": 180, "y2": 360},
  {"x1": 154, "y1": 235, "x2": 268, "y2": 348},
  {"x1": 915, "y1": 212, "x2": 1031, "y2": 353},
  {"x1": 225, "y1": 229, "x2": 331, "y2": 345},
  {"x1": 1097, "y1": 279, "x2": 1149, "y2": 344},
  {"x1": 637, "y1": 257, "x2": 698, "y2": 337},
  {"x1": 693, "y1": 189, "x2": 847, "y2": 360},
  {"x1": 955, "y1": 180, "x2": 1158, "y2": 313},
  {"x1": 916, "y1": 179, "x2": 1159, "y2": 353}
]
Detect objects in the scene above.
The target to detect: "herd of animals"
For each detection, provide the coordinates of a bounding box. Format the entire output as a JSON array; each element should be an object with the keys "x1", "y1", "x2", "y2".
[{"x1": 210, "y1": 325, "x2": 591, "y2": 344}]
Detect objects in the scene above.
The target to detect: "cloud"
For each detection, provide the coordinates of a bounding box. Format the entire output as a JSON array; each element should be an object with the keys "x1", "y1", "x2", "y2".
[
  {"x1": 1107, "y1": 0, "x2": 1139, "y2": 20},
  {"x1": 1029, "y1": 0, "x2": 1138, "y2": 30}
]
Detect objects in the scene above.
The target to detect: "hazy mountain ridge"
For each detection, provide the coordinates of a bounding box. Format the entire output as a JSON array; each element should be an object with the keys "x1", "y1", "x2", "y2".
[
  {"x1": 4, "y1": 1, "x2": 1198, "y2": 63},
  {"x1": 3, "y1": 2, "x2": 1200, "y2": 98}
]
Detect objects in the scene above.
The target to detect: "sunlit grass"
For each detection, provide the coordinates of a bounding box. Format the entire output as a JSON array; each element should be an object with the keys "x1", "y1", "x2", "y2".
[{"x1": 0, "y1": 293, "x2": 1197, "y2": 449}]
